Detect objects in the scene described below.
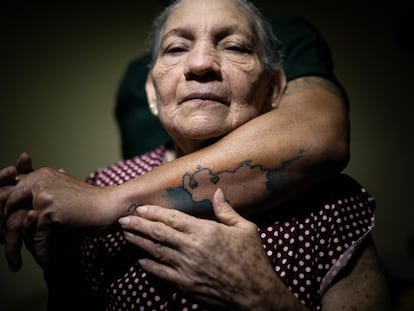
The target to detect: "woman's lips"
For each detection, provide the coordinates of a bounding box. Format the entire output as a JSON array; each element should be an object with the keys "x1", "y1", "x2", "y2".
[{"x1": 181, "y1": 92, "x2": 227, "y2": 105}]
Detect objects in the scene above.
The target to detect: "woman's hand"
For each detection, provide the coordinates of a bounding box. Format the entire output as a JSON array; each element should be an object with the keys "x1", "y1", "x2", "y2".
[{"x1": 119, "y1": 188, "x2": 309, "y2": 310}]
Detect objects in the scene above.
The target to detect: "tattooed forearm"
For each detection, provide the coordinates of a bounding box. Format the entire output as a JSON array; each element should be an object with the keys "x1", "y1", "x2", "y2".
[
  {"x1": 266, "y1": 148, "x2": 305, "y2": 192},
  {"x1": 165, "y1": 187, "x2": 213, "y2": 217},
  {"x1": 164, "y1": 149, "x2": 306, "y2": 216}
]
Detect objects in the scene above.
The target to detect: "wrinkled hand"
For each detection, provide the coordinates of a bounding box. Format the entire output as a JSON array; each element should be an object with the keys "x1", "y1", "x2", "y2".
[
  {"x1": 118, "y1": 188, "x2": 281, "y2": 310},
  {"x1": 4, "y1": 165, "x2": 115, "y2": 270},
  {"x1": 0, "y1": 153, "x2": 33, "y2": 270}
]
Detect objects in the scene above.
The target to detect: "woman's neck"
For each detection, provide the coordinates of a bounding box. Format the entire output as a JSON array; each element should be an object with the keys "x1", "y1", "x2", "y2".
[{"x1": 172, "y1": 137, "x2": 222, "y2": 159}]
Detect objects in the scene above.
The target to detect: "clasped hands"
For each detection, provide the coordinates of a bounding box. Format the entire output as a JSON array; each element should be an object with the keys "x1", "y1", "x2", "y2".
[
  {"x1": 1, "y1": 153, "x2": 281, "y2": 309},
  {"x1": 0, "y1": 153, "x2": 113, "y2": 270}
]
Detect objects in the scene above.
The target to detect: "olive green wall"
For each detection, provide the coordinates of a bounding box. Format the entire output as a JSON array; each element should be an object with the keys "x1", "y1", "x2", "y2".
[{"x1": 1, "y1": 1, "x2": 412, "y2": 310}]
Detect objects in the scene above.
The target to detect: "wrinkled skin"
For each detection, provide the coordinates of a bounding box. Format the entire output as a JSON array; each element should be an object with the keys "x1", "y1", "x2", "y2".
[
  {"x1": 0, "y1": 153, "x2": 33, "y2": 270},
  {"x1": 119, "y1": 189, "x2": 307, "y2": 310},
  {"x1": 2, "y1": 156, "x2": 116, "y2": 270}
]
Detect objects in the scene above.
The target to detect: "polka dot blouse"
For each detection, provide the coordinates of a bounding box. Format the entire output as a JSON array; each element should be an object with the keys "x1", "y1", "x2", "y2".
[{"x1": 78, "y1": 146, "x2": 375, "y2": 310}]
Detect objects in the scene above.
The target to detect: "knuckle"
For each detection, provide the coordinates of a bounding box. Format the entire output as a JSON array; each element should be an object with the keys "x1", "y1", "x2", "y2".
[
  {"x1": 152, "y1": 242, "x2": 167, "y2": 261},
  {"x1": 152, "y1": 224, "x2": 167, "y2": 243},
  {"x1": 167, "y1": 212, "x2": 181, "y2": 230},
  {"x1": 37, "y1": 167, "x2": 53, "y2": 176},
  {"x1": 201, "y1": 223, "x2": 217, "y2": 236},
  {"x1": 35, "y1": 191, "x2": 53, "y2": 206},
  {"x1": 6, "y1": 212, "x2": 25, "y2": 232},
  {"x1": 247, "y1": 221, "x2": 257, "y2": 231}
]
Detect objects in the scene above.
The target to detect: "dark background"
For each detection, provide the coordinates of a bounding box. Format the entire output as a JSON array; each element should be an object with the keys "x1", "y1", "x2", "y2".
[{"x1": 1, "y1": 1, "x2": 413, "y2": 310}]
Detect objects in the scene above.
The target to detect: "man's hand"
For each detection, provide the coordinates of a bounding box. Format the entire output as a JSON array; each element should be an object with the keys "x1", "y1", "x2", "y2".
[
  {"x1": 119, "y1": 189, "x2": 308, "y2": 310},
  {"x1": 0, "y1": 153, "x2": 33, "y2": 271},
  {"x1": 3, "y1": 165, "x2": 116, "y2": 271}
]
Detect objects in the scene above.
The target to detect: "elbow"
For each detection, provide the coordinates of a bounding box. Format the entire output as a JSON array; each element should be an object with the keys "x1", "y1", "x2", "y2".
[
  {"x1": 316, "y1": 113, "x2": 350, "y2": 175},
  {"x1": 328, "y1": 131, "x2": 350, "y2": 173}
]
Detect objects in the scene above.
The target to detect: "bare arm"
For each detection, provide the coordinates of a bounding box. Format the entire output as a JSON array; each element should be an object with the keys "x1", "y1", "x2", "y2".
[
  {"x1": 110, "y1": 76, "x2": 349, "y2": 218},
  {"x1": 3, "y1": 76, "x2": 349, "y2": 269},
  {"x1": 5, "y1": 77, "x2": 349, "y2": 228},
  {"x1": 321, "y1": 236, "x2": 392, "y2": 311}
]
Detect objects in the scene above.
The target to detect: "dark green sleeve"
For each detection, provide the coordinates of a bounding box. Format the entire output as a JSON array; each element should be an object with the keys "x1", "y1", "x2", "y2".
[
  {"x1": 270, "y1": 15, "x2": 335, "y2": 80},
  {"x1": 115, "y1": 16, "x2": 348, "y2": 159},
  {"x1": 115, "y1": 54, "x2": 171, "y2": 158},
  {"x1": 269, "y1": 15, "x2": 348, "y2": 100}
]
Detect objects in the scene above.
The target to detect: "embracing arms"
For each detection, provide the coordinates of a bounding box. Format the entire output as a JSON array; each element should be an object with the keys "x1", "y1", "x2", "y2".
[
  {"x1": 1, "y1": 76, "x2": 348, "y2": 270},
  {"x1": 101, "y1": 75, "x2": 350, "y2": 218},
  {"x1": 4, "y1": 76, "x2": 349, "y2": 224}
]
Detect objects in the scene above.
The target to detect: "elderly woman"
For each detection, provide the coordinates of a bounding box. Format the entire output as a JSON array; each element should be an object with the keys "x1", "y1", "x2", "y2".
[{"x1": 1, "y1": 0, "x2": 389, "y2": 310}]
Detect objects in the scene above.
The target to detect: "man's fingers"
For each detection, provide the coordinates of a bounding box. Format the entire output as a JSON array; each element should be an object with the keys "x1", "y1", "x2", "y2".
[
  {"x1": 4, "y1": 184, "x2": 32, "y2": 217},
  {"x1": 30, "y1": 225, "x2": 52, "y2": 269},
  {"x1": 5, "y1": 209, "x2": 28, "y2": 271},
  {"x1": 23, "y1": 210, "x2": 39, "y2": 255},
  {"x1": 0, "y1": 166, "x2": 17, "y2": 187},
  {"x1": 16, "y1": 152, "x2": 33, "y2": 174},
  {"x1": 0, "y1": 186, "x2": 15, "y2": 244}
]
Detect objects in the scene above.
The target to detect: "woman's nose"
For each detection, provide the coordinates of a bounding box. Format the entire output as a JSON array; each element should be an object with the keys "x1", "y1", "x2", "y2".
[{"x1": 184, "y1": 43, "x2": 221, "y2": 80}]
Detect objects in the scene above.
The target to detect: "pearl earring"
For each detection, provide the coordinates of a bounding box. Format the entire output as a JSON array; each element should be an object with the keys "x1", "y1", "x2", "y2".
[{"x1": 149, "y1": 103, "x2": 158, "y2": 116}]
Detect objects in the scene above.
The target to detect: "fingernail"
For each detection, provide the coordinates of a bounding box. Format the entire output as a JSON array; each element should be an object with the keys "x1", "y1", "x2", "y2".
[
  {"x1": 123, "y1": 231, "x2": 135, "y2": 237},
  {"x1": 215, "y1": 188, "x2": 225, "y2": 203},
  {"x1": 119, "y1": 217, "x2": 130, "y2": 226},
  {"x1": 135, "y1": 205, "x2": 147, "y2": 215}
]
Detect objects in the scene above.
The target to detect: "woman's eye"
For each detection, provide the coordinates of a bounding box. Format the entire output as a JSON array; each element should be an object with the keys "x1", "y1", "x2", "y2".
[
  {"x1": 165, "y1": 46, "x2": 187, "y2": 54},
  {"x1": 225, "y1": 45, "x2": 252, "y2": 54}
]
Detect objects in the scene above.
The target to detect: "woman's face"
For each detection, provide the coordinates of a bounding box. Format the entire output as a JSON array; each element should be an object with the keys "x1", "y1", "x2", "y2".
[{"x1": 147, "y1": 0, "x2": 278, "y2": 152}]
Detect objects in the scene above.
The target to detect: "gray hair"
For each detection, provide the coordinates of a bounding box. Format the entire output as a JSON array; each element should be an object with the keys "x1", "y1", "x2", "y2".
[{"x1": 147, "y1": 0, "x2": 283, "y2": 75}]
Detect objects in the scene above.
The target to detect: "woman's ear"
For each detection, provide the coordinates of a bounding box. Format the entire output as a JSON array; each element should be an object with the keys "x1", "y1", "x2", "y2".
[
  {"x1": 270, "y1": 68, "x2": 287, "y2": 109},
  {"x1": 145, "y1": 73, "x2": 159, "y2": 116}
]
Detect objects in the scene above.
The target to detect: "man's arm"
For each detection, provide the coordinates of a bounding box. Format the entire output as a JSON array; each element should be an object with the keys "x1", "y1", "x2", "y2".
[
  {"x1": 3, "y1": 76, "x2": 349, "y2": 270},
  {"x1": 111, "y1": 75, "x2": 349, "y2": 218},
  {"x1": 5, "y1": 76, "x2": 349, "y2": 227}
]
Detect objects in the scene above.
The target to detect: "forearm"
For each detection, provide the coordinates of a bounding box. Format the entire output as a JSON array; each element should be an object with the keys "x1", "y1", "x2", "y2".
[{"x1": 109, "y1": 77, "x2": 349, "y2": 219}]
